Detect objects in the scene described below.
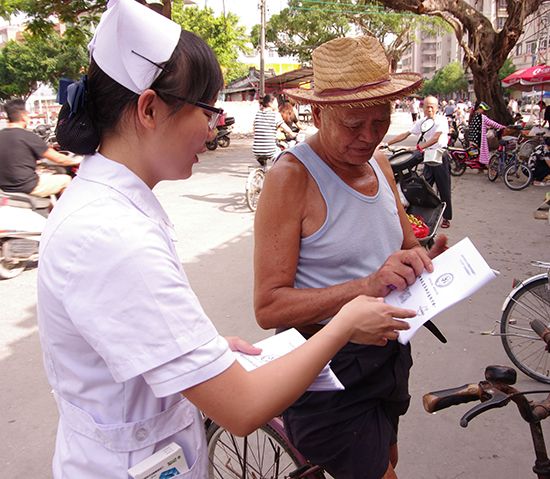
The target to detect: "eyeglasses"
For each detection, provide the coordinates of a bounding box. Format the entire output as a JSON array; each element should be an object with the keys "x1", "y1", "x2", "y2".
[
  {"x1": 166, "y1": 95, "x2": 224, "y2": 130},
  {"x1": 130, "y1": 50, "x2": 223, "y2": 130}
]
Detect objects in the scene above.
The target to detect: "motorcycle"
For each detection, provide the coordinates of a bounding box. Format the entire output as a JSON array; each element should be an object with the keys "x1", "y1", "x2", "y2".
[
  {"x1": 205, "y1": 115, "x2": 235, "y2": 150},
  {"x1": 381, "y1": 118, "x2": 446, "y2": 249},
  {"x1": 385, "y1": 147, "x2": 446, "y2": 249},
  {"x1": 0, "y1": 190, "x2": 50, "y2": 279},
  {"x1": 447, "y1": 114, "x2": 467, "y2": 148}
]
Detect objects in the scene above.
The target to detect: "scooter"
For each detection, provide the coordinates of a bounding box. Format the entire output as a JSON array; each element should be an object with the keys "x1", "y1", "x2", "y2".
[
  {"x1": 385, "y1": 147, "x2": 446, "y2": 249},
  {"x1": 205, "y1": 116, "x2": 235, "y2": 150},
  {"x1": 0, "y1": 190, "x2": 50, "y2": 279}
]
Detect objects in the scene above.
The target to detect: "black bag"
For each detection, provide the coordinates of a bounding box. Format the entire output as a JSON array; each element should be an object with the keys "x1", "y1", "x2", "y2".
[{"x1": 400, "y1": 173, "x2": 441, "y2": 208}]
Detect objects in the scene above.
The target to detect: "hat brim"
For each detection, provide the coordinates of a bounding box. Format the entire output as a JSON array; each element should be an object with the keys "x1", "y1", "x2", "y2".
[{"x1": 284, "y1": 72, "x2": 423, "y2": 108}]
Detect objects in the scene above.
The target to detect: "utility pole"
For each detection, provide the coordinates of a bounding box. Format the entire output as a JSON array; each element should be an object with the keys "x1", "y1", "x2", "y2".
[{"x1": 259, "y1": 0, "x2": 266, "y2": 98}]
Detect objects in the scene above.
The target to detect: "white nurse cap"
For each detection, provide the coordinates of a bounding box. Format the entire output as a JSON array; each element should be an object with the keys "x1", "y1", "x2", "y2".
[{"x1": 88, "y1": 0, "x2": 181, "y2": 94}]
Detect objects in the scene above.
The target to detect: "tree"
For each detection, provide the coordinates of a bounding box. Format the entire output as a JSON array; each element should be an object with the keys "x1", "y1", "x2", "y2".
[
  {"x1": 172, "y1": 2, "x2": 251, "y2": 83},
  {"x1": 0, "y1": 31, "x2": 88, "y2": 100},
  {"x1": 367, "y1": 0, "x2": 545, "y2": 124},
  {"x1": 421, "y1": 61, "x2": 468, "y2": 98},
  {"x1": 251, "y1": 0, "x2": 447, "y2": 69}
]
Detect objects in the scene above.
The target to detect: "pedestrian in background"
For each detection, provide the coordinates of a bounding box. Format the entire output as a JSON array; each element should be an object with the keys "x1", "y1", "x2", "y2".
[
  {"x1": 386, "y1": 96, "x2": 453, "y2": 228},
  {"x1": 410, "y1": 96, "x2": 420, "y2": 122},
  {"x1": 467, "y1": 101, "x2": 506, "y2": 165}
]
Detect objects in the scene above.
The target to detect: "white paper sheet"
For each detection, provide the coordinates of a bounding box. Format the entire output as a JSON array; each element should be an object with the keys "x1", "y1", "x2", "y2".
[
  {"x1": 234, "y1": 328, "x2": 345, "y2": 391},
  {"x1": 385, "y1": 237, "x2": 497, "y2": 344}
]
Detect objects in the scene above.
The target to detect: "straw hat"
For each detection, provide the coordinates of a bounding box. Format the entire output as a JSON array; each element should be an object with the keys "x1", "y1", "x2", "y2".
[{"x1": 284, "y1": 36, "x2": 422, "y2": 108}]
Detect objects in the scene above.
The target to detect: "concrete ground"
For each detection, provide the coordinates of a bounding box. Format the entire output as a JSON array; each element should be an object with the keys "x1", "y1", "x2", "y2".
[{"x1": 1, "y1": 111, "x2": 549, "y2": 478}]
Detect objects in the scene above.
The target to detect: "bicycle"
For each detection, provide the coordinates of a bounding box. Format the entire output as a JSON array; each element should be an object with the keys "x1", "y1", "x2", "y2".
[
  {"x1": 498, "y1": 260, "x2": 550, "y2": 383},
  {"x1": 246, "y1": 134, "x2": 306, "y2": 212},
  {"x1": 487, "y1": 136, "x2": 532, "y2": 190},
  {"x1": 423, "y1": 355, "x2": 550, "y2": 477},
  {"x1": 245, "y1": 155, "x2": 270, "y2": 212},
  {"x1": 205, "y1": 416, "x2": 326, "y2": 478}
]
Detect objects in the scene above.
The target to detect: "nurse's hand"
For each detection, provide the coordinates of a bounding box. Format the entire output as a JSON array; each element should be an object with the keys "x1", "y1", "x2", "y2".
[{"x1": 225, "y1": 336, "x2": 262, "y2": 355}]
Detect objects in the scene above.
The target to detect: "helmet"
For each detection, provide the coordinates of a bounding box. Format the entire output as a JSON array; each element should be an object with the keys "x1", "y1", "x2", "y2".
[{"x1": 479, "y1": 101, "x2": 490, "y2": 111}]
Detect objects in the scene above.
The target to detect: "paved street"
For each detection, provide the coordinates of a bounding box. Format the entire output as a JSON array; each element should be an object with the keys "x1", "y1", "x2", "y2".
[{"x1": 1, "y1": 111, "x2": 549, "y2": 478}]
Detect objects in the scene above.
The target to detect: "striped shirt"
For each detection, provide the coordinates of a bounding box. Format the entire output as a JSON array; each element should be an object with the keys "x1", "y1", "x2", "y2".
[{"x1": 252, "y1": 108, "x2": 283, "y2": 158}]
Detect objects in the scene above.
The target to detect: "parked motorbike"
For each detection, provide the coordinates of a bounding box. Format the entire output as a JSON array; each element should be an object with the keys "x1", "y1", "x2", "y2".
[
  {"x1": 33, "y1": 123, "x2": 58, "y2": 148},
  {"x1": 385, "y1": 147, "x2": 446, "y2": 249},
  {"x1": 447, "y1": 114, "x2": 467, "y2": 148},
  {"x1": 205, "y1": 115, "x2": 235, "y2": 150},
  {"x1": 0, "y1": 190, "x2": 50, "y2": 279}
]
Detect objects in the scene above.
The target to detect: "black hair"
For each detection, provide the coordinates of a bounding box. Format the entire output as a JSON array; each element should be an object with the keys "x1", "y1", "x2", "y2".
[
  {"x1": 260, "y1": 94, "x2": 273, "y2": 108},
  {"x1": 89, "y1": 29, "x2": 223, "y2": 139},
  {"x1": 61, "y1": 29, "x2": 223, "y2": 154},
  {"x1": 3, "y1": 99, "x2": 27, "y2": 122}
]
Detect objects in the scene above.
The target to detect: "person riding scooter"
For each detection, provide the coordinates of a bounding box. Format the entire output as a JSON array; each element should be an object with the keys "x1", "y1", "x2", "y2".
[{"x1": 0, "y1": 99, "x2": 80, "y2": 198}]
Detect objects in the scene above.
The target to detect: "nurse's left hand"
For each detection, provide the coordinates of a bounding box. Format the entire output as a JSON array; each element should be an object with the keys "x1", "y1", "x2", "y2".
[{"x1": 225, "y1": 336, "x2": 262, "y2": 355}]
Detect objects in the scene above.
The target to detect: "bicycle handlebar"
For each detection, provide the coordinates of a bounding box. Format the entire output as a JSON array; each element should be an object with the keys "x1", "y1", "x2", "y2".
[
  {"x1": 423, "y1": 383, "x2": 483, "y2": 413},
  {"x1": 424, "y1": 365, "x2": 550, "y2": 429}
]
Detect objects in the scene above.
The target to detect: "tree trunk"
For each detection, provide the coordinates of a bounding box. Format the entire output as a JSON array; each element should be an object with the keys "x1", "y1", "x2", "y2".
[
  {"x1": 162, "y1": 0, "x2": 171, "y2": 19},
  {"x1": 470, "y1": 65, "x2": 512, "y2": 124}
]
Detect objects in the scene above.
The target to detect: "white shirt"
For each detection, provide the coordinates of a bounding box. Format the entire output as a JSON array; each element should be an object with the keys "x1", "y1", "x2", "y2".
[
  {"x1": 410, "y1": 114, "x2": 449, "y2": 150},
  {"x1": 37, "y1": 153, "x2": 235, "y2": 478}
]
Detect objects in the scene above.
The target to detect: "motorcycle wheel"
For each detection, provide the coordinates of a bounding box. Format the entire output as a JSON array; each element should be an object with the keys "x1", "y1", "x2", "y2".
[
  {"x1": 218, "y1": 135, "x2": 230, "y2": 148},
  {"x1": 449, "y1": 157, "x2": 467, "y2": 176},
  {"x1": 205, "y1": 140, "x2": 218, "y2": 151}
]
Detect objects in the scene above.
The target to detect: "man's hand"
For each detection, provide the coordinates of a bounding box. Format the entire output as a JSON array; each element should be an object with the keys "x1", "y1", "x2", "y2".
[
  {"x1": 366, "y1": 247, "x2": 434, "y2": 297},
  {"x1": 225, "y1": 336, "x2": 262, "y2": 355},
  {"x1": 427, "y1": 234, "x2": 448, "y2": 259}
]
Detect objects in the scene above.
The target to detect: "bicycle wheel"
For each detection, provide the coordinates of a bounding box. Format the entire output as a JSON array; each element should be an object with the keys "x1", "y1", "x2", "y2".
[
  {"x1": 503, "y1": 161, "x2": 532, "y2": 191},
  {"x1": 245, "y1": 168, "x2": 265, "y2": 212},
  {"x1": 487, "y1": 153, "x2": 499, "y2": 181},
  {"x1": 207, "y1": 422, "x2": 307, "y2": 478},
  {"x1": 449, "y1": 156, "x2": 467, "y2": 176},
  {"x1": 500, "y1": 277, "x2": 550, "y2": 383},
  {"x1": 518, "y1": 139, "x2": 537, "y2": 161}
]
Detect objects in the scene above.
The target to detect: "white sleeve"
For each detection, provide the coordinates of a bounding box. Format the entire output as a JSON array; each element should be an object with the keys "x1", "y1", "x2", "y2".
[{"x1": 143, "y1": 336, "x2": 236, "y2": 397}]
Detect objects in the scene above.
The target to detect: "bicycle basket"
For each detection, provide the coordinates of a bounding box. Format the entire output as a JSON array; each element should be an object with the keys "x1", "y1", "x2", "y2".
[{"x1": 501, "y1": 136, "x2": 518, "y2": 151}]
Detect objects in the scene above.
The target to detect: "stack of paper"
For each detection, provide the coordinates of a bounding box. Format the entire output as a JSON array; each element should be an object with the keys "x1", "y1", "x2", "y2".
[
  {"x1": 234, "y1": 328, "x2": 344, "y2": 391},
  {"x1": 385, "y1": 237, "x2": 497, "y2": 344}
]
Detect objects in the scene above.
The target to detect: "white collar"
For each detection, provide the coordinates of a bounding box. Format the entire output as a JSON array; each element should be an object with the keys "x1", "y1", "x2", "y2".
[{"x1": 77, "y1": 152, "x2": 173, "y2": 227}]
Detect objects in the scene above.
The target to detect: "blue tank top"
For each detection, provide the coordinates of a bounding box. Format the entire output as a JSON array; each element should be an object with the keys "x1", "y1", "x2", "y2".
[{"x1": 290, "y1": 142, "x2": 403, "y2": 302}]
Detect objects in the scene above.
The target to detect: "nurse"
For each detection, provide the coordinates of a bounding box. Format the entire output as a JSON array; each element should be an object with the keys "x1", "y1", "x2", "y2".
[{"x1": 37, "y1": 1, "x2": 415, "y2": 477}]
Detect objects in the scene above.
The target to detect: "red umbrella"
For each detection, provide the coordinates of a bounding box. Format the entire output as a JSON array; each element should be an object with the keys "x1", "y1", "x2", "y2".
[{"x1": 502, "y1": 64, "x2": 550, "y2": 90}]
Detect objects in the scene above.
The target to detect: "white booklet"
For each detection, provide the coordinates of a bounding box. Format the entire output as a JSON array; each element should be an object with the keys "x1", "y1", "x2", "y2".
[
  {"x1": 234, "y1": 328, "x2": 345, "y2": 391},
  {"x1": 385, "y1": 237, "x2": 497, "y2": 344}
]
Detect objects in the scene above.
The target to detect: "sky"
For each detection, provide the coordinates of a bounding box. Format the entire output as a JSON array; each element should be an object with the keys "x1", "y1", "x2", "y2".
[{"x1": 194, "y1": 0, "x2": 288, "y2": 30}]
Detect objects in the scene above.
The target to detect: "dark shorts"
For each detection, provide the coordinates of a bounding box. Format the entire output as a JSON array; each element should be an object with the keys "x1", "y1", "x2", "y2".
[{"x1": 283, "y1": 339, "x2": 412, "y2": 479}]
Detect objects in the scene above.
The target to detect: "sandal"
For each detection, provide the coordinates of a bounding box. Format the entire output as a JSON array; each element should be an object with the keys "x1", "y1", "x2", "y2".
[{"x1": 441, "y1": 219, "x2": 451, "y2": 228}]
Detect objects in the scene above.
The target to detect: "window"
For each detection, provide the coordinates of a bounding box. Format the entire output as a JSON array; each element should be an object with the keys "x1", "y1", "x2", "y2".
[{"x1": 516, "y1": 42, "x2": 522, "y2": 55}]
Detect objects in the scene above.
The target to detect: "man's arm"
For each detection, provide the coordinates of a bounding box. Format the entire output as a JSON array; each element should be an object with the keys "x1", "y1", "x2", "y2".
[
  {"x1": 386, "y1": 130, "x2": 411, "y2": 146},
  {"x1": 42, "y1": 148, "x2": 80, "y2": 166},
  {"x1": 253, "y1": 154, "x2": 434, "y2": 330}
]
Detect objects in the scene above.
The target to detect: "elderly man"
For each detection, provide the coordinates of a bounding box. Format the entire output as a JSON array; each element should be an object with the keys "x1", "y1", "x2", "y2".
[
  {"x1": 253, "y1": 36, "x2": 447, "y2": 479},
  {"x1": 386, "y1": 95, "x2": 453, "y2": 228}
]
